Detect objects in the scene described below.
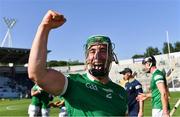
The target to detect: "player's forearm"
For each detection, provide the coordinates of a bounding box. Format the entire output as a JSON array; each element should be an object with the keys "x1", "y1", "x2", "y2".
[
  {"x1": 139, "y1": 100, "x2": 144, "y2": 113},
  {"x1": 157, "y1": 83, "x2": 170, "y2": 115},
  {"x1": 138, "y1": 100, "x2": 144, "y2": 117},
  {"x1": 28, "y1": 24, "x2": 50, "y2": 83},
  {"x1": 161, "y1": 92, "x2": 170, "y2": 114}
]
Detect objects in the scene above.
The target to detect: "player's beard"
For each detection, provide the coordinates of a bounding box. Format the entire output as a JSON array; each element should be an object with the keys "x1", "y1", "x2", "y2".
[
  {"x1": 86, "y1": 55, "x2": 111, "y2": 78},
  {"x1": 88, "y1": 63, "x2": 108, "y2": 77},
  {"x1": 85, "y1": 44, "x2": 111, "y2": 78}
]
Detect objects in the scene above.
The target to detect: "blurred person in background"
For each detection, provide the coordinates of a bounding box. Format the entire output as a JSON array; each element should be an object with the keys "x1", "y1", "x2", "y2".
[
  {"x1": 49, "y1": 96, "x2": 67, "y2": 117},
  {"x1": 120, "y1": 68, "x2": 144, "y2": 117},
  {"x1": 137, "y1": 56, "x2": 170, "y2": 117},
  {"x1": 28, "y1": 84, "x2": 53, "y2": 117}
]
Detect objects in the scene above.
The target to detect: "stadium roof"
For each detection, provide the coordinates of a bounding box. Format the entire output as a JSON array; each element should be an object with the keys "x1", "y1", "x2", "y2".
[
  {"x1": 0, "y1": 47, "x2": 30, "y2": 64},
  {"x1": 0, "y1": 47, "x2": 51, "y2": 64}
]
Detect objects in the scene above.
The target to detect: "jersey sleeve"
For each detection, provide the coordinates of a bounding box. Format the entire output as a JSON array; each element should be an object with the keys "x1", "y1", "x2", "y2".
[
  {"x1": 154, "y1": 74, "x2": 164, "y2": 85},
  {"x1": 135, "y1": 82, "x2": 143, "y2": 93},
  {"x1": 32, "y1": 85, "x2": 38, "y2": 91},
  {"x1": 59, "y1": 76, "x2": 68, "y2": 96},
  {"x1": 60, "y1": 74, "x2": 81, "y2": 97}
]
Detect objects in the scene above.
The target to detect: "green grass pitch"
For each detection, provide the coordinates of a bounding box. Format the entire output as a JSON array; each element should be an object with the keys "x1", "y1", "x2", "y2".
[{"x1": 0, "y1": 92, "x2": 179, "y2": 116}]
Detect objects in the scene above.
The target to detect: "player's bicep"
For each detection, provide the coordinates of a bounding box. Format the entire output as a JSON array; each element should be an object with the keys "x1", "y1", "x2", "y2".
[
  {"x1": 135, "y1": 84, "x2": 143, "y2": 93},
  {"x1": 38, "y1": 69, "x2": 67, "y2": 96},
  {"x1": 157, "y1": 82, "x2": 167, "y2": 94},
  {"x1": 155, "y1": 74, "x2": 167, "y2": 93}
]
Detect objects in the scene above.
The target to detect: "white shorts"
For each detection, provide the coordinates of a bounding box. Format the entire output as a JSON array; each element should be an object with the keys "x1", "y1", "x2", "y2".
[
  {"x1": 41, "y1": 108, "x2": 50, "y2": 117},
  {"x1": 28, "y1": 104, "x2": 40, "y2": 117},
  {"x1": 59, "y1": 106, "x2": 68, "y2": 117},
  {"x1": 152, "y1": 109, "x2": 163, "y2": 117}
]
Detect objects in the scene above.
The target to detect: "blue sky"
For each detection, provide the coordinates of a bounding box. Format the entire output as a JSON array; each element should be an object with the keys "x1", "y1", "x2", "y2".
[{"x1": 0, "y1": 0, "x2": 180, "y2": 62}]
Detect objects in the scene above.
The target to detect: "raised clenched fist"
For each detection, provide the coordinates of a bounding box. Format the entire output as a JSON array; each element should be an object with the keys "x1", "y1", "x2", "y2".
[{"x1": 40, "y1": 10, "x2": 66, "y2": 30}]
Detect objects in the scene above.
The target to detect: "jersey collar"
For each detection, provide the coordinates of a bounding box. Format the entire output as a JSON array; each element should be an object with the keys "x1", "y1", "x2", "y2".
[
  {"x1": 86, "y1": 70, "x2": 111, "y2": 83},
  {"x1": 152, "y1": 68, "x2": 158, "y2": 74}
]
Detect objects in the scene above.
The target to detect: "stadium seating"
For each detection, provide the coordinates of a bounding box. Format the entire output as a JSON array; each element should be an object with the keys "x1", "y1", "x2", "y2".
[{"x1": 51, "y1": 52, "x2": 180, "y2": 92}]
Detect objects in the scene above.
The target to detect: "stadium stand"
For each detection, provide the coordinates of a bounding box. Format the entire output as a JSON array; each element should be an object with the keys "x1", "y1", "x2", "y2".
[
  {"x1": 1, "y1": 46, "x2": 179, "y2": 98},
  {"x1": 0, "y1": 47, "x2": 33, "y2": 99},
  {"x1": 51, "y1": 52, "x2": 180, "y2": 92},
  {"x1": 112, "y1": 52, "x2": 180, "y2": 92}
]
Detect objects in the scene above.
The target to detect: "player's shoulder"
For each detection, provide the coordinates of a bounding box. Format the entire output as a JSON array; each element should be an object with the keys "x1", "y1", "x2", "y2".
[
  {"x1": 134, "y1": 79, "x2": 142, "y2": 85},
  {"x1": 110, "y1": 81, "x2": 126, "y2": 92},
  {"x1": 67, "y1": 73, "x2": 86, "y2": 81},
  {"x1": 67, "y1": 73, "x2": 82, "y2": 77},
  {"x1": 154, "y1": 69, "x2": 163, "y2": 75},
  {"x1": 113, "y1": 83, "x2": 128, "y2": 99},
  {"x1": 32, "y1": 84, "x2": 39, "y2": 90},
  {"x1": 153, "y1": 69, "x2": 164, "y2": 80}
]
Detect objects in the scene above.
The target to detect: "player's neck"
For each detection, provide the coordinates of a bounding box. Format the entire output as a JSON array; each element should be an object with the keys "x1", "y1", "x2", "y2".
[
  {"x1": 87, "y1": 71, "x2": 110, "y2": 84},
  {"x1": 150, "y1": 66, "x2": 157, "y2": 73},
  {"x1": 94, "y1": 76, "x2": 110, "y2": 84},
  {"x1": 128, "y1": 77, "x2": 134, "y2": 82}
]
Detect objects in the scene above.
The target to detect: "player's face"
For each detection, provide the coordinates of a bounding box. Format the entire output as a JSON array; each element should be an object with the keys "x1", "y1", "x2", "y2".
[
  {"x1": 86, "y1": 44, "x2": 108, "y2": 74},
  {"x1": 143, "y1": 62, "x2": 151, "y2": 73},
  {"x1": 123, "y1": 72, "x2": 131, "y2": 80}
]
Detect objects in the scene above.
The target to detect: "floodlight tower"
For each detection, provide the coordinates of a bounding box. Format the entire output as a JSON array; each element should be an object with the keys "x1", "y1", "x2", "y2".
[
  {"x1": 166, "y1": 31, "x2": 174, "y2": 89},
  {"x1": 1, "y1": 17, "x2": 16, "y2": 47}
]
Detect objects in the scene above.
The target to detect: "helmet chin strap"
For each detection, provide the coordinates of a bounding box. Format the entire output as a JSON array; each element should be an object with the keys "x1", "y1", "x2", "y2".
[{"x1": 146, "y1": 62, "x2": 152, "y2": 73}]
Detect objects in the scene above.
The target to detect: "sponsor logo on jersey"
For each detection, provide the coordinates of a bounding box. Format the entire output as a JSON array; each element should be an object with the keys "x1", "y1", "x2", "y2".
[
  {"x1": 125, "y1": 86, "x2": 132, "y2": 90},
  {"x1": 102, "y1": 88, "x2": 113, "y2": 99},
  {"x1": 106, "y1": 93, "x2": 112, "y2": 99},
  {"x1": 135, "y1": 85, "x2": 142, "y2": 89},
  {"x1": 85, "y1": 83, "x2": 98, "y2": 91},
  {"x1": 102, "y1": 88, "x2": 113, "y2": 93}
]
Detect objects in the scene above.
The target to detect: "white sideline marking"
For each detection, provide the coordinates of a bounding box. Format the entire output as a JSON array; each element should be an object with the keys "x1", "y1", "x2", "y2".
[{"x1": 6, "y1": 105, "x2": 18, "y2": 110}]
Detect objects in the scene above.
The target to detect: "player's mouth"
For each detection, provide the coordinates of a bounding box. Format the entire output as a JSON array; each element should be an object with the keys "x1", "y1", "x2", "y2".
[{"x1": 92, "y1": 63, "x2": 104, "y2": 70}]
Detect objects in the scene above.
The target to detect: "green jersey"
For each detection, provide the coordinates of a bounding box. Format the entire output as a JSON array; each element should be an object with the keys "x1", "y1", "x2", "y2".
[
  {"x1": 150, "y1": 69, "x2": 170, "y2": 109},
  {"x1": 31, "y1": 85, "x2": 41, "y2": 106},
  {"x1": 31, "y1": 84, "x2": 52, "y2": 109},
  {"x1": 62, "y1": 73, "x2": 128, "y2": 116}
]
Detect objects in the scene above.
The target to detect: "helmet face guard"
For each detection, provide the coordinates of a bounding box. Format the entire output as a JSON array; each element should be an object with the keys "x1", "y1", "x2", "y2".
[
  {"x1": 142, "y1": 56, "x2": 156, "y2": 66},
  {"x1": 85, "y1": 35, "x2": 115, "y2": 77},
  {"x1": 142, "y1": 56, "x2": 156, "y2": 73}
]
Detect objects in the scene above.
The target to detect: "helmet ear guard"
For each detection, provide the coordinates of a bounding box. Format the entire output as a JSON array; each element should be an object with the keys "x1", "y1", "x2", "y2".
[
  {"x1": 112, "y1": 52, "x2": 119, "y2": 64},
  {"x1": 111, "y1": 43, "x2": 119, "y2": 64}
]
